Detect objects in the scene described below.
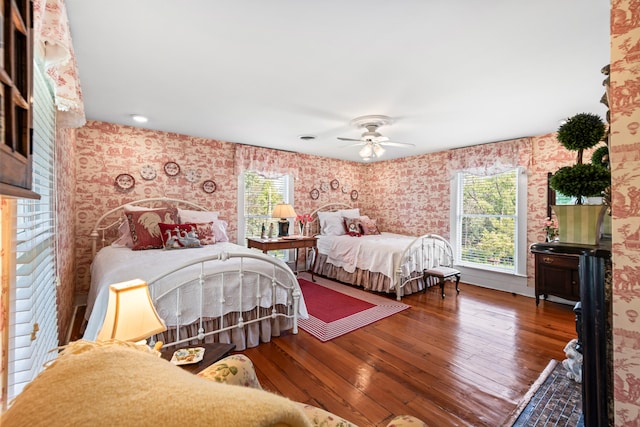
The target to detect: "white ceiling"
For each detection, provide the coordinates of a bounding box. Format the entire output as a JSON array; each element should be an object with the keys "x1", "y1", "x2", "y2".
[{"x1": 65, "y1": 0, "x2": 610, "y2": 163}]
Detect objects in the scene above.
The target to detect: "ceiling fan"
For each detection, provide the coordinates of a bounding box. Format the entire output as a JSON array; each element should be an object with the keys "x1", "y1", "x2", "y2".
[{"x1": 337, "y1": 115, "x2": 415, "y2": 160}]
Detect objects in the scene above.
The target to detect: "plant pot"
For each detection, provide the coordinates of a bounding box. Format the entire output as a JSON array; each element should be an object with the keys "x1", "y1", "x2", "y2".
[{"x1": 552, "y1": 205, "x2": 606, "y2": 245}]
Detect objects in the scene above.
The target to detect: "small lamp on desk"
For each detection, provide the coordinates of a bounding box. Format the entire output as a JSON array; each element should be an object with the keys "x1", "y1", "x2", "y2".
[
  {"x1": 97, "y1": 279, "x2": 167, "y2": 351},
  {"x1": 272, "y1": 203, "x2": 297, "y2": 237}
]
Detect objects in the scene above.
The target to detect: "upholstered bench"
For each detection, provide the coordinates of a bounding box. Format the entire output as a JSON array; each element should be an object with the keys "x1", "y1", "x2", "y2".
[{"x1": 423, "y1": 266, "x2": 461, "y2": 298}]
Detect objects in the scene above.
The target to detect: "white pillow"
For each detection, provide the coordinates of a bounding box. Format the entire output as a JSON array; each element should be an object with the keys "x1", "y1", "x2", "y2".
[
  {"x1": 340, "y1": 208, "x2": 360, "y2": 219},
  {"x1": 317, "y1": 211, "x2": 345, "y2": 236},
  {"x1": 178, "y1": 208, "x2": 219, "y2": 223},
  {"x1": 212, "y1": 220, "x2": 229, "y2": 242}
]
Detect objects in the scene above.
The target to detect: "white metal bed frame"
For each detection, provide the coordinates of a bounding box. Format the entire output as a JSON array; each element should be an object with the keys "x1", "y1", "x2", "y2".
[
  {"x1": 88, "y1": 197, "x2": 301, "y2": 349},
  {"x1": 308, "y1": 203, "x2": 459, "y2": 300}
]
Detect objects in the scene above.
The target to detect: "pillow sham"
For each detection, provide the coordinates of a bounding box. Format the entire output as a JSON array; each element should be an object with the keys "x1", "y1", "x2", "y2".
[
  {"x1": 178, "y1": 208, "x2": 219, "y2": 224},
  {"x1": 340, "y1": 208, "x2": 361, "y2": 219},
  {"x1": 158, "y1": 223, "x2": 202, "y2": 249},
  {"x1": 317, "y1": 211, "x2": 346, "y2": 236},
  {"x1": 112, "y1": 205, "x2": 163, "y2": 248},
  {"x1": 360, "y1": 217, "x2": 381, "y2": 235},
  {"x1": 212, "y1": 219, "x2": 230, "y2": 242},
  {"x1": 111, "y1": 220, "x2": 133, "y2": 248},
  {"x1": 125, "y1": 207, "x2": 178, "y2": 250}
]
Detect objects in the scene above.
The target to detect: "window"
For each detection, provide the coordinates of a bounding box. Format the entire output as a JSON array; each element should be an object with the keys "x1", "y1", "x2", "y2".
[
  {"x1": 452, "y1": 168, "x2": 526, "y2": 274},
  {"x1": 238, "y1": 171, "x2": 294, "y2": 253},
  {"x1": 8, "y1": 56, "x2": 59, "y2": 400}
]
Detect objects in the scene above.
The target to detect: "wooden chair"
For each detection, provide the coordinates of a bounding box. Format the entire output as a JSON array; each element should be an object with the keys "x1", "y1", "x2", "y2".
[{"x1": 421, "y1": 234, "x2": 461, "y2": 298}]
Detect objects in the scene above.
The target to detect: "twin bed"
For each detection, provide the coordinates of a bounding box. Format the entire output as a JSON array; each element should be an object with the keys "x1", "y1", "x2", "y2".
[
  {"x1": 84, "y1": 198, "x2": 307, "y2": 350},
  {"x1": 84, "y1": 198, "x2": 457, "y2": 350},
  {"x1": 308, "y1": 203, "x2": 459, "y2": 300}
]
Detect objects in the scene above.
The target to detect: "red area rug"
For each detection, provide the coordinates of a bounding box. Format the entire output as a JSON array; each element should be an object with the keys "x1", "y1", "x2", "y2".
[{"x1": 297, "y1": 278, "x2": 410, "y2": 342}]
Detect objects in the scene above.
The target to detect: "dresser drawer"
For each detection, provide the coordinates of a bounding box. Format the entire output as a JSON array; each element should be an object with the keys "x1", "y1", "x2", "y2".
[{"x1": 537, "y1": 254, "x2": 579, "y2": 269}]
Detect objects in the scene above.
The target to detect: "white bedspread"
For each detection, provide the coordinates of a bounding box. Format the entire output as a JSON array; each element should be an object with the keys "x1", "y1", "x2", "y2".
[
  {"x1": 84, "y1": 243, "x2": 308, "y2": 340},
  {"x1": 318, "y1": 232, "x2": 419, "y2": 283}
]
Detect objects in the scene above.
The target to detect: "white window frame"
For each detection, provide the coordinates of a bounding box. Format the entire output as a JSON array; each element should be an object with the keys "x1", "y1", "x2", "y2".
[{"x1": 450, "y1": 167, "x2": 527, "y2": 277}]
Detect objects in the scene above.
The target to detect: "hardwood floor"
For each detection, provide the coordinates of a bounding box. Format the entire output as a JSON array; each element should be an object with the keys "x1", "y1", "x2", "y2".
[{"x1": 242, "y1": 273, "x2": 577, "y2": 427}]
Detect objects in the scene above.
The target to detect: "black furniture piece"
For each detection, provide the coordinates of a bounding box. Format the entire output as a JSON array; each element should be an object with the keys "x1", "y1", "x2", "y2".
[{"x1": 530, "y1": 242, "x2": 612, "y2": 427}]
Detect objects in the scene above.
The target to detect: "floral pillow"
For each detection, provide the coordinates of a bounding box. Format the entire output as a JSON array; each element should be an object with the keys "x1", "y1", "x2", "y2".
[
  {"x1": 193, "y1": 222, "x2": 215, "y2": 245},
  {"x1": 360, "y1": 217, "x2": 381, "y2": 235},
  {"x1": 125, "y1": 207, "x2": 178, "y2": 250},
  {"x1": 158, "y1": 223, "x2": 202, "y2": 249},
  {"x1": 344, "y1": 218, "x2": 362, "y2": 237}
]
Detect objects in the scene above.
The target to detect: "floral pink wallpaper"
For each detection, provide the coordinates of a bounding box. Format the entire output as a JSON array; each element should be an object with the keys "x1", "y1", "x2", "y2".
[
  {"x1": 55, "y1": 128, "x2": 76, "y2": 343},
  {"x1": 610, "y1": 0, "x2": 640, "y2": 424},
  {"x1": 74, "y1": 121, "x2": 364, "y2": 293}
]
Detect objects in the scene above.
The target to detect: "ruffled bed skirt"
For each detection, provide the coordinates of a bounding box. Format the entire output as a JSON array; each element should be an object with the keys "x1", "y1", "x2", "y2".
[
  {"x1": 312, "y1": 253, "x2": 425, "y2": 297},
  {"x1": 156, "y1": 305, "x2": 294, "y2": 351}
]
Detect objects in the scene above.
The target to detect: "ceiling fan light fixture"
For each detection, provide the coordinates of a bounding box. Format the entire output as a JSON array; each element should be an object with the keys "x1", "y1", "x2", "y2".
[
  {"x1": 359, "y1": 144, "x2": 373, "y2": 158},
  {"x1": 373, "y1": 144, "x2": 385, "y2": 157}
]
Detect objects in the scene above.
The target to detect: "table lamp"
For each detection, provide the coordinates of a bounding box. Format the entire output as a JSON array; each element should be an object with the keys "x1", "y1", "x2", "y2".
[
  {"x1": 272, "y1": 203, "x2": 297, "y2": 237},
  {"x1": 96, "y1": 279, "x2": 167, "y2": 348}
]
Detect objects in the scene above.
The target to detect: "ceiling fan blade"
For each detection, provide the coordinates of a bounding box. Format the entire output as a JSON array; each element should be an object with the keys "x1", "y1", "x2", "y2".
[
  {"x1": 379, "y1": 141, "x2": 416, "y2": 148},
  {"x1": 337, "y1": 137, "x2": 364, "y2": 142}
]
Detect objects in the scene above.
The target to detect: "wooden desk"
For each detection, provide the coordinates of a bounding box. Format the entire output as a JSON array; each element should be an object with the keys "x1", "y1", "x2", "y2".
[
  {"x1": 247, "y1": 236, "x2": 318, "y2": 281},
  {"x1": 161, "y1": 342, "x2": 236, "y2": 374}
]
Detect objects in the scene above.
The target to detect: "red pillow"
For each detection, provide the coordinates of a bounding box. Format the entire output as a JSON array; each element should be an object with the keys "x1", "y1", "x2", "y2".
[
  {"x1": 344, "y1": 217, "x2": 363, "y2": 237},
  {"x1": 158, "y1": 223, "x2": 202, "y2": 249},
  {"x1": 125, "y1": 207, "x2": 178, "y2": 250}
]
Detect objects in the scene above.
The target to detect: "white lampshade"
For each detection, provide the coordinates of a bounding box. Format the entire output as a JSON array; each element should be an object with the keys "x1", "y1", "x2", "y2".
[
  {"x1": 97, "y1": 279, "x2": 167, "y2": 342},
  {"x1": 373, "y1": 144, "x2": 385, "y2": 157},
  {"x1": 359, "y1": 144, "x2": 373, "y2": 158},
  {"x1": 272, "y1": 203, "x2": 297, "y2": 219}
]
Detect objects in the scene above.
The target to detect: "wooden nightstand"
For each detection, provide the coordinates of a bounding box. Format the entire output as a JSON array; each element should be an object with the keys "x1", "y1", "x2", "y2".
[
  {"x1": 247, "y1": 236, "x2": 318, "y2": 281},
  {"x1": 161, "y1": 342, "x2": 236, "y2": 374}
]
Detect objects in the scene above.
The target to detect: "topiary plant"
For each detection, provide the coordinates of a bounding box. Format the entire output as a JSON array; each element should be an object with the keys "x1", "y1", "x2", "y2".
[{"x1": 549, "y1": 112, "x2": 610, "y2": 204}]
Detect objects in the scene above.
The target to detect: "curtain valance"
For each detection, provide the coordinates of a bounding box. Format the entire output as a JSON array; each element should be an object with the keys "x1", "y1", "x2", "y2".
[
  {"x1": 448, "y1": 137, "x2": 532, "y2": 176},
  {"x1": 234, "y1": 144, "x2": 300, "y2": 179},
  {"x1": 34, "y1": 0, "x2": 86, "y2": 128}
]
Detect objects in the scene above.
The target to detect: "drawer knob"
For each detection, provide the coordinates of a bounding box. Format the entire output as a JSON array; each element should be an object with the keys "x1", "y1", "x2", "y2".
[{"x1": 543, "y1": 257, "x2": 554, "y2": 263}]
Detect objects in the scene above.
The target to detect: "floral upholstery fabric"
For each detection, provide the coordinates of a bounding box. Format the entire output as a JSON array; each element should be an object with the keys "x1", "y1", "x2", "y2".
[
  {"x1": 198, "y1": 354, "x2": 427, "y2": 427},
  {"x1": 197, "y1": 354, "x2": 262, "y2": 389}
]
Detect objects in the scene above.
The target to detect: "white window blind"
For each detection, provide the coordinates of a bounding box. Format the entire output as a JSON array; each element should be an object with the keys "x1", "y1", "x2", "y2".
[
  {"x1": 456, "y1": 169, "x2": 518, "y2": 272},
  {"x1": 238, "y1": 171, "x2": 293, "y2": 258},
  {"x1": 9, "y1": 57, "x2": 59, "y2": 400},
  {"x1": 240, "y1": 171, "x2": 292, "y2": 239}
]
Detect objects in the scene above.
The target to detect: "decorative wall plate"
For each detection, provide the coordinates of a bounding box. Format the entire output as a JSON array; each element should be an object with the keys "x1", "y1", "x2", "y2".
[
  {"x1": 163, "y1": 161, "x2": 180, "y2": 176},
  {"x1": 310, "y1": 188, "x2": 320, "y2": 200},
  {"x1": 320, "y1": 182, "x2": 329, "y2": 192},
  {"x1": 350, "y1": 189, "x2": 359, "y2": 201},
  {"x1": 342, "y1": 184, "x2": 350, "y2": 194},
  {"x1": 330, "y1": 179, "x2": 340, "y2": 190},
  {"x1": 185, "y1": 169, "x2": 198, "y2": 183},
  {"x1": 115, "y1": 173, "x2": 135, "y2": 190},
  {"x1": 202, "y1": 180, "x2": 217, "y2": 194},
  {"x1": 140, "y1": 164, "x2": 156, "y2": 180}
]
